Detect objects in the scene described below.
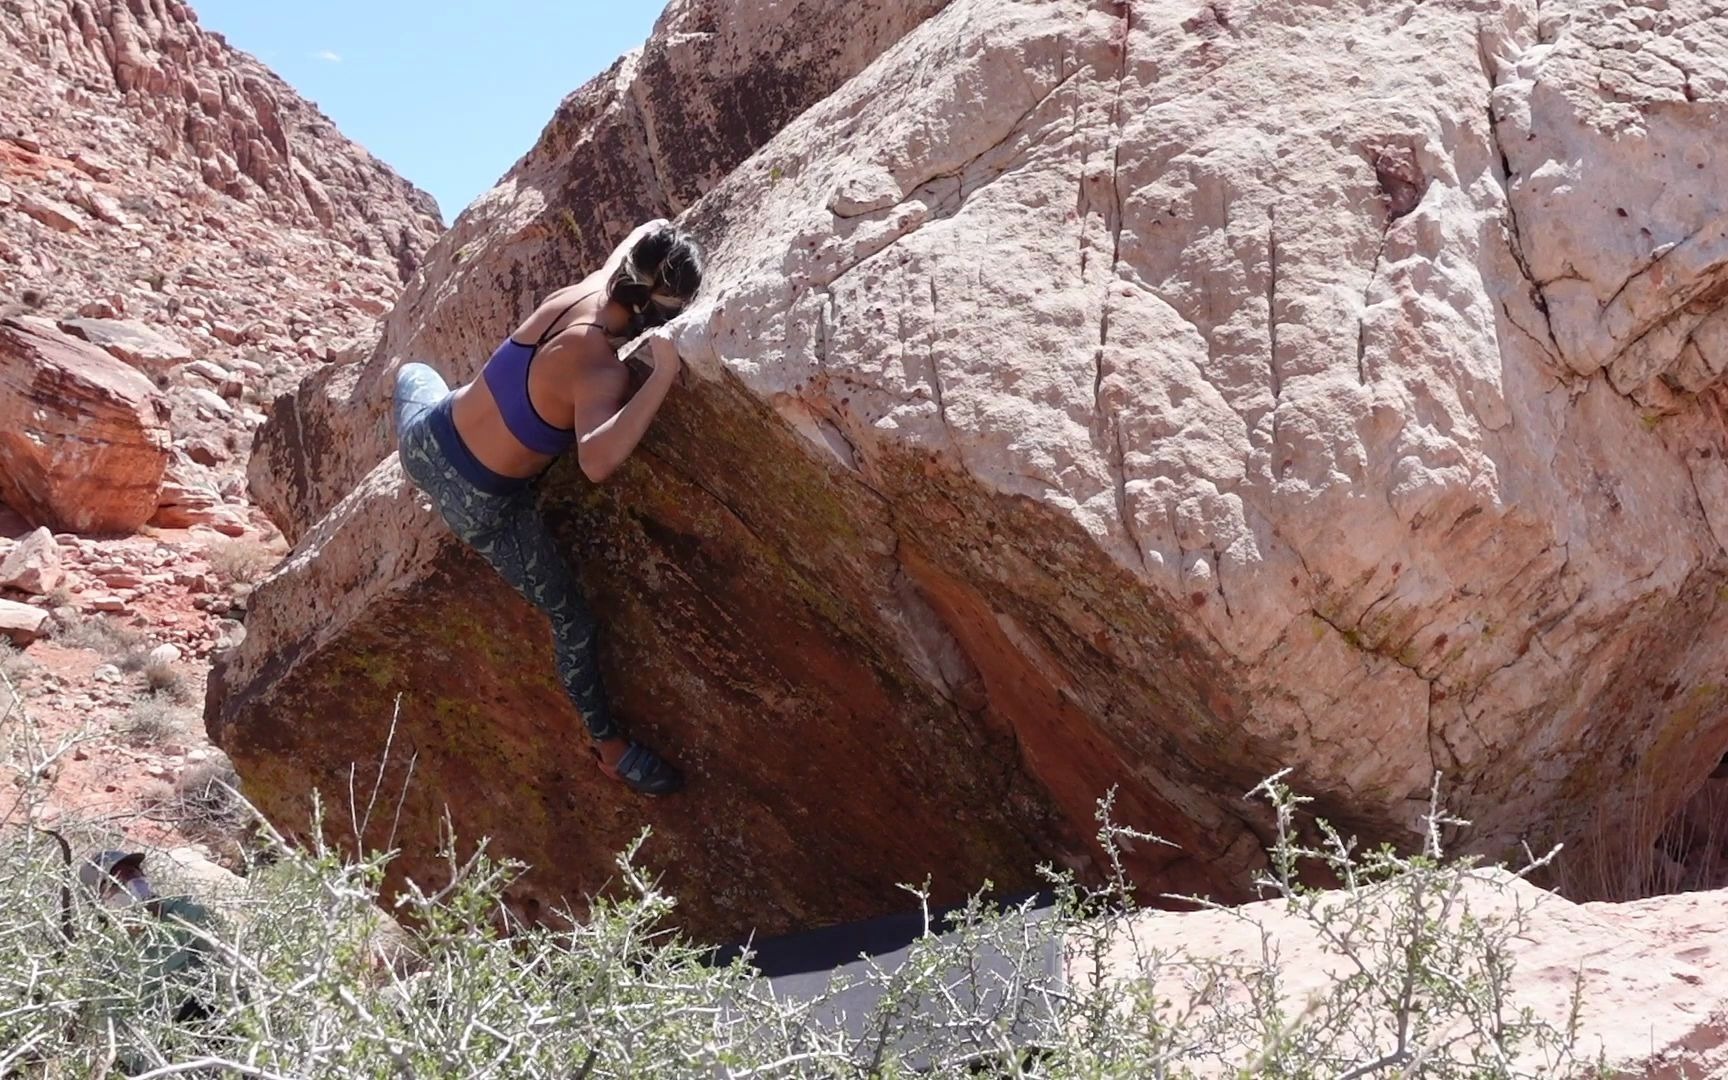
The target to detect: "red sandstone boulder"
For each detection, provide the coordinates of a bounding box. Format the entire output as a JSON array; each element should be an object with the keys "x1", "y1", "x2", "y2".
[
  {"x1": 152, "y1": 476, "x2": 247, "y2": 536},
  {"x1": 0, "y1": 317, "x2": 171, "y2": 534}
]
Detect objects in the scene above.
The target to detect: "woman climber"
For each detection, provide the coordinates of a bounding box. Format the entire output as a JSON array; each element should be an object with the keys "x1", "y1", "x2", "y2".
[{"x1": 391, "y1": 218, "x2": 702, "y2": 796}]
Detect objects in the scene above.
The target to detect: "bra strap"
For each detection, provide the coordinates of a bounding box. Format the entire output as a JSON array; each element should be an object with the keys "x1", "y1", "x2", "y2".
[{"x1": 534, "y1": 289, "x2": 608, "y2": 348}]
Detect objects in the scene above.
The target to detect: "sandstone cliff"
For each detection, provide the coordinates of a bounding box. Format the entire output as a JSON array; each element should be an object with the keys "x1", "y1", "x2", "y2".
[
  {"x1": 212, "y1": 0, "x2": 1728, "y2": 941},
  {"x1": 2, "y1": 0, "x2": 440, "y2": 287},
  {"x1": 0, "y1": 0, "x2": 445, "y2": 525}
]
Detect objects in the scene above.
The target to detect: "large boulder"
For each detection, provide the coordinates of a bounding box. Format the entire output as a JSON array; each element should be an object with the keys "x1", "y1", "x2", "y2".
[
  {"x1": 0, "y1": 317, "x2": 171, "y2": 534},
  {"x1": 213, "y1": 0, "x2": 1728, "y2": 944}
]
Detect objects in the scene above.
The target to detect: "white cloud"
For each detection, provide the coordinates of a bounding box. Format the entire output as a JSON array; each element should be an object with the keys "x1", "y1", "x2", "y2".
[{"x1": 313, "y1": 49, "x2": 342, "y2": 63}]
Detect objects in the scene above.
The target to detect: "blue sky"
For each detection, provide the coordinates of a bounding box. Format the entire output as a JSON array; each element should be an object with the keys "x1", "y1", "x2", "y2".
[{"x1": 193, "y1": 2, "x2": 667, "y2": 222}]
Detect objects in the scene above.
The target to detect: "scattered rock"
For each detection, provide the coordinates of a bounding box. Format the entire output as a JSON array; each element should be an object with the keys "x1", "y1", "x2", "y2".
[
  {"x1": 181, "y1": 437, "x2": 227, "y2": 466},
  {"x1": 58, "y1": 317, "x2": 192, "y2": 376},
  {"x1": 15, "y1": 191, "x2": 81, "y2": 233},
  {"x1": 0, "y1": 526, "x2": 63, "y2": 595},
  {"x1": 68, "y1": 183, "x2": 126, "y2": 226},
  {"x1": 184, "y1": 359, "x2": 231, "y2": 386},
  {"x1": 152, "y1": 477, "x2": 246, "y2": 535},
  {"x1": 187, "y1": 386, "x2": 233, "y2": 418},
  {"x1": 147, "y1": 643, "x2": 181, "y2": 667},
  {"x1": 70, "y1": 150, "x2": 115, "y2": 182},
  {"x1": 0, "y1": 598, "x2": 47, "y2": 644}
]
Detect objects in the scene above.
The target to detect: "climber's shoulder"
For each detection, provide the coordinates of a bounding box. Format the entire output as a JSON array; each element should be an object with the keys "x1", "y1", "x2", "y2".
[{"x1": 559, "y1": 331, "x2": 629, "y2": 403}]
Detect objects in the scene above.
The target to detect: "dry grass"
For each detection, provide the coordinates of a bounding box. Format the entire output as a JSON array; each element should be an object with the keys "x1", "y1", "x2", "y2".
[
  {"x1": 1654, "y1": 778, "x2": 1728, "y2": 895},
  {"x1": 118, "y1": 692, "x2": 195, "y2": 748},
  {"x1": 137, "y1": 776, "x2": 176, "y2": 812},
  {"x1": 167, "y1": 752, "x2": 249, "y2": 849},
  {"x1": 52, "y1": 614, "x2": 149, "y2": 669},
  {"x1": 1539, "y1": 768, "x2": 1728, "y2": 902},
  {"x1": 0, "y1": 639, "x2": 29, "y2": 682},
  {"x1": 0, "y1": 640, "x2": 23, "y2": 717},
  {"x1": 205, "y1": 537, "x2": 278, "y2": 586},
  {"x1": 142, "y1": 653, "x2": 189, "y2": 702}
]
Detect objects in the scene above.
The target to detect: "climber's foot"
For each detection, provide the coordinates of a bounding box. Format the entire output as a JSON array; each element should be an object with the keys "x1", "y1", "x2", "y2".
[{"x1": 594, "y1": 737, "x2": 684, "y2": 796}]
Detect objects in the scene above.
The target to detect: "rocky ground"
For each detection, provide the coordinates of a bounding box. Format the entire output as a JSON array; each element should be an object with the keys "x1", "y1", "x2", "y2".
[
  {"x1": 0, "y1": 504, "x2": 272, "y2": 864},
  {"x1": 0, "y1": 0, "x2": 441, "y2": 867}
]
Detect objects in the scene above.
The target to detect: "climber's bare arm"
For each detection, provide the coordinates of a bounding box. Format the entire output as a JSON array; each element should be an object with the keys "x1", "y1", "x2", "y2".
[{"x1": 572, "y1": 329, "x2": 681, "y2": 483}]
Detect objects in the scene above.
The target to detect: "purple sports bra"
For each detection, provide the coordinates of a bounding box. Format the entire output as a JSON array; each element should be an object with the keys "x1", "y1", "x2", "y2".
[{"x1": 480, "y1": 295, "x2": 603, "y2": 456}]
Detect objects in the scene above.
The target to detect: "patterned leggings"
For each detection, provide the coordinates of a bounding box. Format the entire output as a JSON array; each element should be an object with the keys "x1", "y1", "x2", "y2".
[{"x1": 392, "y1": 362, "x2": 617, "y2": 741}]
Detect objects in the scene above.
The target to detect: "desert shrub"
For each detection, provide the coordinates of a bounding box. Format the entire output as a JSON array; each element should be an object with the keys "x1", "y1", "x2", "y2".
[
  {"x1": 0, "y1": 638, "x2": 28, "y2": 682},
  {"x1": 117, "y1": 692, "x2": 192, "y2": 748},
  {"x1": 163, "y1": 753, "x2": 250, "y2": 850},
  {"x1": 204, "y1": 537, "x2": 278, "y2": 587},
  {"x1": 0, "y1": 773, "x2": 1598, "y2": 1078},
  {"x1": 52, "y1": 615, "x2": 149, "y2": 670},
  {"x1": 141, "y1": 653, "x2": 187, "y2": 702}
]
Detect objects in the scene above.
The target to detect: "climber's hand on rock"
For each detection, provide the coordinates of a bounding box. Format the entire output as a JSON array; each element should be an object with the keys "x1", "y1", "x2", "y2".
[{"x1": 648, "y1": 330, "x2": 682, "y2": 381}]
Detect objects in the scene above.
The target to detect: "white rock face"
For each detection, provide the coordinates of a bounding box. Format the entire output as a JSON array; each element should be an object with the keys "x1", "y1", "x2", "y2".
[{"x1": 683, "y1": 0, "x2": 1728, "y2": 879}]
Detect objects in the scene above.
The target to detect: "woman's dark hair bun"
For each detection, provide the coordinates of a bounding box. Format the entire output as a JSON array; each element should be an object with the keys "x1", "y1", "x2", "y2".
[{"x1": 631, "y1": 225, "x2": 704, "y2": 301}]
